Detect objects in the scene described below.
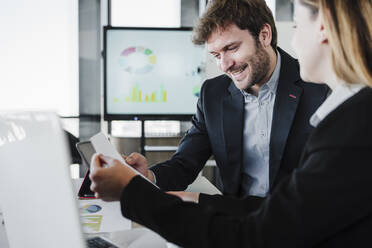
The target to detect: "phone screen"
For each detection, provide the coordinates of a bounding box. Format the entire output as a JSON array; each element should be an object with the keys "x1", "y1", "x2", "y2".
[
  {"x1": 76, "y1": 141, "x2": 96, "y2": 197},
  {"x1": 76, "y1": 141, "x2": 96, "y2": 167}
]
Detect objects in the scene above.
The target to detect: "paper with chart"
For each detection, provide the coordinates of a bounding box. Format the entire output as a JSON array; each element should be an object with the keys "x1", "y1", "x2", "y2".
[{"x1": 79, "y1": 199, "x2": 131, "y2": 233}]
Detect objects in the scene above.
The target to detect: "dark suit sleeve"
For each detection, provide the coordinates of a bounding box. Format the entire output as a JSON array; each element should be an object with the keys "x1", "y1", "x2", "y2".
[
  {"x1": 149, "y1": 84, "x2": 212, "y2": 191},
  {"x1": 198, "y1": 193, "x2": 264, "y2": 216},
  {"x1": 121, "y1": 147, "x2": 372, "y2": 248}
]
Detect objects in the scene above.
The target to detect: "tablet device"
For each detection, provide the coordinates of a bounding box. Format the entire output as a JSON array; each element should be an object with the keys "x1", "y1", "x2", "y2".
[{"x1": 76, "y1": 141, "x2": 96, "y2": 198}]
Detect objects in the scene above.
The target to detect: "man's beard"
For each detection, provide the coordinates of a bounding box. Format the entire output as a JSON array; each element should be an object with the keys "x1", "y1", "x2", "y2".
[{"x1": 230, "y1": 42, "x2": 271, "y2": 91}]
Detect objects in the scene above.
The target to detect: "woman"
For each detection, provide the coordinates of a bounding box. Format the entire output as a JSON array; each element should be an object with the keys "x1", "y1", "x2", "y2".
[{"x1": 90, "y1": 0, "x2": 372, "y2": 247}]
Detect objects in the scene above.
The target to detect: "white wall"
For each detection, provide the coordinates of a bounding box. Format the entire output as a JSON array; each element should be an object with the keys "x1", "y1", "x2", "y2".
[
  {"x1": 0, "y1": 0, "x2": 79, "y2": 116},
  {"x1": 110, "y1": 0, "x2": 181, "y2": 27},
  {"x1": 276, "y1": 21, "x2": 296, "y2": 58}
]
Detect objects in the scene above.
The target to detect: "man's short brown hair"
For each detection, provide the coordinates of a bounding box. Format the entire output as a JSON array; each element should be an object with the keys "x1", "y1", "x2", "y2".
[{"x1": 192, "y1": 0, "x2": 277, "y2": 50}]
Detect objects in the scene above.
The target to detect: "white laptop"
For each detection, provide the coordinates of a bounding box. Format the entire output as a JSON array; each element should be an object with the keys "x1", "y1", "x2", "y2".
[{"x1": 0, "y1": 112, "x2": 119, "y2": 248}]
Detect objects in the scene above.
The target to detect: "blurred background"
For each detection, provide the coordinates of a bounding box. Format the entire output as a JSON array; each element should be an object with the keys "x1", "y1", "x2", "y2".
[{"x1": 0, "y1": 0, "x2": 296, "y2": 184}]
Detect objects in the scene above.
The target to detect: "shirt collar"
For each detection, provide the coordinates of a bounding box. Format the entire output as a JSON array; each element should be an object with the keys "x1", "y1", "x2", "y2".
[
  {"x1": 240, "y1": 50, "x2": 281, "y2": 98},
  {"x1": 310, "y1": 83, "x2": 365, "y2": 127},
  {"x1": 265, "y1": 51, "x2": 281, "y2": 95}
]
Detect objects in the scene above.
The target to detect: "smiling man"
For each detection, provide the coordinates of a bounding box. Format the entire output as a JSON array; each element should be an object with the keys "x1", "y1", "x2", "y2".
[
  {"x1": 207, "y1": 23, "x2": 275, "y2": 95},
  {"x1": 121, "y1": 0, "x2": 329, "y2": 199}
]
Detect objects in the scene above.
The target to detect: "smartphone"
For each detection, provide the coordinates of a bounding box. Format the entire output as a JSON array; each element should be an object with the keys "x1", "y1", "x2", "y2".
[{"x1": 76, "y1": 141, "x2": 96, "y2": 198}]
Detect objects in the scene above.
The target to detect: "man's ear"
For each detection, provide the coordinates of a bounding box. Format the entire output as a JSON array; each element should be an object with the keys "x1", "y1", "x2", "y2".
[{"x1": 259, "y1": 23, "x2": 272, "y2": 48}]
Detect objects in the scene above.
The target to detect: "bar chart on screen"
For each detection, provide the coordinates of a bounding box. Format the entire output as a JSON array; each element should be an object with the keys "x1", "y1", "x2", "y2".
[{"x1": 113, "y1": 84, "x2": 167, "y2": 104}]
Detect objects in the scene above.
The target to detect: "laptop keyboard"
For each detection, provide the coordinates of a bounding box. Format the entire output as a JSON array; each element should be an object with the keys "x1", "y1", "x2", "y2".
[{"x1": 87, "y1": 237, "x2": 119, "y2": 248}]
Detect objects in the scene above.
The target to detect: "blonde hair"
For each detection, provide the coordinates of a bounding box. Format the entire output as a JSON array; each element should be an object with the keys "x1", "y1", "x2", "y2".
[{"x1": 300, "y1": 0, "x2": 372, "y2": 87}]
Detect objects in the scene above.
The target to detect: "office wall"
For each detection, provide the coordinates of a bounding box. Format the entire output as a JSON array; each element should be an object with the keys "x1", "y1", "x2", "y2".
[
  {"x1": 276, "y1": 21, "x2": 296, "y2": 58},
  {"x1": 0, "y1": 0, "x2": 78, "y2": 116},
  {"x1": 79, "y1": 0, "x2": 101, "y2": 145},
  {"x1": 181, "y1": 0, "x2": 199, "y2": 27},
  {"x1": 79, "y1": 0, "x2": 101, "y2": 117}
]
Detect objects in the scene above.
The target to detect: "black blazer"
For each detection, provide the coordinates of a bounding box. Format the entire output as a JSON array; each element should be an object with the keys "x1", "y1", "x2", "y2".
[
  {"x1": 151, "y1": 48, "x2": 329, "y2": 196},
  {"x1": 121, "y1": 87, "x2": 372, "y2": 248}
]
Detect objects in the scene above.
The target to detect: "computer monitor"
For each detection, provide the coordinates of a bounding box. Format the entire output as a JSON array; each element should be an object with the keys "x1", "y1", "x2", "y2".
[{"x1": 104, "y1": 26, "x2": 206, "y2": 120}]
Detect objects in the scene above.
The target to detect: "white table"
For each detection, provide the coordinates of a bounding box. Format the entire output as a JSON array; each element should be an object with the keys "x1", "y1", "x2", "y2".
[
  {"x1": 0, "y1": 214, "x2": 174, "y2": 248},
  {"x1": 0, "y1": 175, "x2": 219, "y2": 248},
  {"x1": 0, "y1": 179, "x2": 177, "y2": 248}
]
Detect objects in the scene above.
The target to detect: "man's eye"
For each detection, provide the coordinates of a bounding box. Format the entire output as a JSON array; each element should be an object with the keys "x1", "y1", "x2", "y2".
[{"x1": 228, "y1": 46, "x2": 238, "y2": 51}]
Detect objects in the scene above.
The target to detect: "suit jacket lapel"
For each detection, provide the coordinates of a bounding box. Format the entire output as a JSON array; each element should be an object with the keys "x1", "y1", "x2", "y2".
[
  {"x1": 222, "y1": 82, "x2": 244, "y2": 194},
  {"x1": 269, "y1": 49, "x2": 303, "y2": 188}
]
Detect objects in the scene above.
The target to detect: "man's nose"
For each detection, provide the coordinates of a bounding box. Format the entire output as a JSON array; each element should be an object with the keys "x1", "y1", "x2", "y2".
[{"x1": 219, "y1": 54, "x2": 234, "y2": 73}]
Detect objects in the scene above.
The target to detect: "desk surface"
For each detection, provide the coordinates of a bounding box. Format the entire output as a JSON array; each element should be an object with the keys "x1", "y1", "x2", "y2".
[
  {"x1": 0, "y1": 174, "x2": 218, "y2": 247},
  {"x1": 1, "y1": 213, "x2": 174, "y2": 248},
  {"x1": 0, "y1": 179, "x2": 177, "y2": 248}
]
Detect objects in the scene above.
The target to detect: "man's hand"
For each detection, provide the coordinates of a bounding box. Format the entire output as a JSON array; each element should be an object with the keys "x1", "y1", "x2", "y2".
[
  {"x1": 123, "y1": 152, "x2": 155, "y2": 183},
  {"x1": 89, "y1": 153, "x2": 137, "y2": 201},
  {"x1": 167, "y1": 191, "x2": 200, "y2": 203}
]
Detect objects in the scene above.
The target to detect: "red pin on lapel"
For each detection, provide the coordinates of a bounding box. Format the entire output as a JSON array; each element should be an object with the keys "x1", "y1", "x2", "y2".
[{"x1": 289, "y1": 94, "x2": 297, "y2": 99}]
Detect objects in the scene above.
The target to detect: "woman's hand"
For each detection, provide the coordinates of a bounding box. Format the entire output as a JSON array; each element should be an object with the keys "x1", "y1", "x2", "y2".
[{"x1": 89, "y1": 153, "x2": 137, "y2": 201}]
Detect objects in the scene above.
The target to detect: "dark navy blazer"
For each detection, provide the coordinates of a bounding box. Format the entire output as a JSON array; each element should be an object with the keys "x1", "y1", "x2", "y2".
[{"x1": 151, "y1": 48, "x2": 329, "y2": 196}]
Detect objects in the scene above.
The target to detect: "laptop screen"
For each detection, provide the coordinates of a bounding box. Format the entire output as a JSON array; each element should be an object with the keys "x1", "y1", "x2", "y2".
[{"x1": 0, "y1": 112, "x2": 86, "y2": 248}]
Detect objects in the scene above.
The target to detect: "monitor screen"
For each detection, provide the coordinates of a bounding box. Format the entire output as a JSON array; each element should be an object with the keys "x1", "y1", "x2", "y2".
[{"x1": 104, "y1": 27, "x2": 206, "y2": 120}]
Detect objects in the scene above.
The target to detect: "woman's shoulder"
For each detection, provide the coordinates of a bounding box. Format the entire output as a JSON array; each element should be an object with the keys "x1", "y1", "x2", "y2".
[{"x1": 307, "y1": 87, "x2": 372, "y2": 150}]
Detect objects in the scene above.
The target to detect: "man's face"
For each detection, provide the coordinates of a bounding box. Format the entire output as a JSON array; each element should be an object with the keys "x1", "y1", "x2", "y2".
[{"x1": 207, "y1": 24, "x2": 271, "y2": 90}]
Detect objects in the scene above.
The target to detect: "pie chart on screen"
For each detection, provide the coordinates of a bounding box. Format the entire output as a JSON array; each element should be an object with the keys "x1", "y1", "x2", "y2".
[{"x1": 118, "y1": 46, "x2": 156, "y2": 74}]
